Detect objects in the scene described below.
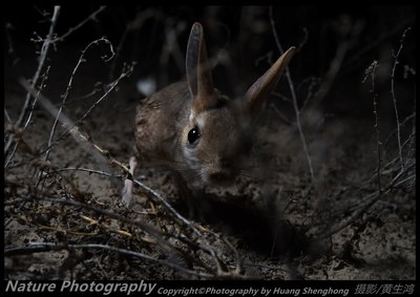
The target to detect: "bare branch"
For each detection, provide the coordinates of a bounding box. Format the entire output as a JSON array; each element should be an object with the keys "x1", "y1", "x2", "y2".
[
  {"x1": 109, "y1": 8, "x2": 161, "y2": 81},
  {"x1": 312, "y1": 19, "x2": 363, "y2": 107},
  {"x1": 5, "y1": 65, "x2": 51, "y2": 169},
  {"x1": 20, "y1": 62, "x2": 133, "y2": 158},
  {"x1": 50, "y1": 167, "x2": 122, "y2": 178},
  {"x1": 342, "y1": 17, "x2": 415, "y2": 75},
  {"x1": 52, "y1": 6, "x2": 107, "y2": 43},
  {"x1": 390, "y1": 27, "x2": 411, "y2": 172},
  {"x1": 269, "y1": 6, "x2": 314, "y2": 181},
  {"x1": 19, "y1": 78, "x2": 109, "y2": 166},
  {"x1": 364, "y1": 61, "x2": 382, "y2": 194},
  {"x1": 4, "y1": 108, "x2": 12, "y2": 123},
  {"x1": 318, "y1": 160, "x2": 413, "y2": 239},
  {"x1": 44, "y1": 37, "x2": 115, "y2": 162},
  {"x1": 5, "y1": 242, "x2": 213, "y2": 279},
  {"x1": 4, "y1": 6, "x2": 60, "y2": 161}
]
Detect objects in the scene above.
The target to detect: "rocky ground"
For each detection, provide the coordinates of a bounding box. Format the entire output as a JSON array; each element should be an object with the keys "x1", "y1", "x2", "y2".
[{"x1": 4, "y1": 40, "x2": 416, "y2": 280}]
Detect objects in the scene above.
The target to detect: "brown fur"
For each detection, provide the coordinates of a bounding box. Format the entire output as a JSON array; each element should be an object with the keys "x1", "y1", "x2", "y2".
[{"x1": 127, "y1": 23, "x2": 295, "y2": 209}]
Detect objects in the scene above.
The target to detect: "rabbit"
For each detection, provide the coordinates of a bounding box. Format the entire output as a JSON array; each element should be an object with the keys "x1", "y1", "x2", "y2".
[{"x1": 122, "y1": 22, "x2": 295, "y2": 216}]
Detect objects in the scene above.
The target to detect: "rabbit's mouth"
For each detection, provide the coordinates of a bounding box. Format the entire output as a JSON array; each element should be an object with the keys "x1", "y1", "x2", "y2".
[{"x1": 206, "y1": 170, "x2": 237, "y2": 186}]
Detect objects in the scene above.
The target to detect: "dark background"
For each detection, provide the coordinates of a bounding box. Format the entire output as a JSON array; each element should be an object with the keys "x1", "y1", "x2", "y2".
[{"x1": 4, "y1": 5, "x2": 416, "y2": 118}]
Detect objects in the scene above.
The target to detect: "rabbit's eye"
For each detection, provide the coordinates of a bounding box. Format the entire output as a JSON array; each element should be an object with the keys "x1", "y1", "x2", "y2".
[{"x1": 187, "y1": 127, "x2": 200, "y2": 144}]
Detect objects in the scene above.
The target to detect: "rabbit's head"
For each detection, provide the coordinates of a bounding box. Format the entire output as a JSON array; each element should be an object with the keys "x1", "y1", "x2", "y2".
[{"x1": 181, "y1": 23, "x2": 295, "y2": 185}]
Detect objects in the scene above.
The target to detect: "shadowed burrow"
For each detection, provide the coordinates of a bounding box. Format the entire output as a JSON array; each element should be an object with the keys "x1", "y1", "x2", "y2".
[{"x1": 173, "y1": 191, "x2": 312, "y2": 259}]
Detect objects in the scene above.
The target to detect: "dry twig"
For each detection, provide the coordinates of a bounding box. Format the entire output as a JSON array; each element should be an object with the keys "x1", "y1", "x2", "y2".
[
  {"x1": 269, "y1": 6, "x2": 314, "y2": 181},
  {"x1": 390, "y1": 27, "x2": 411, "y2": 172},
  {"x1": 5, "y1": 6, "x2": 60, "y2": 167},
  {"x1": 51, "y1": 6, "x2": 107, "y2": 43},
  {"x1": 364, "y1": 61, "x2": 382, "y2": 194},
  {"x1": 44, "y1": 37, "x2": 115, "y2": 162},
  {"x1": 13, "y1": 81, "x2": 240, "y2": 278},
  {"x1": 5, "y1": 242, "x2": 213, "y2": 279}
]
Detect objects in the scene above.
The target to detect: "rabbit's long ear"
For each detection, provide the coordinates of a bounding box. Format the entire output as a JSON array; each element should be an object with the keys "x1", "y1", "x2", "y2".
[
  {"x1": 244, "y1": 46, "x2": 296, "y2": 115},
  {"x1": 186, "y1": 22, "x2": 217, "y2": 113}
]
